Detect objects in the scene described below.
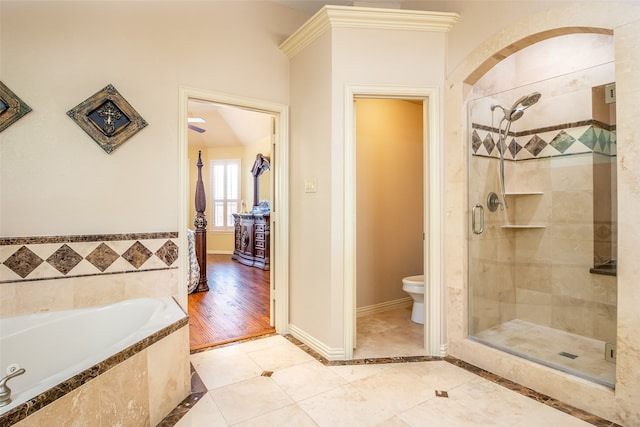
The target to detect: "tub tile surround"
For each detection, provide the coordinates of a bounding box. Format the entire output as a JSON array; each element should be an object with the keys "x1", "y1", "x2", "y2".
[
  {"x1": 0, "y1": 232, "x2": 182, "y2": 318},
  {"x1": 5, "y1": 318, "x2": 189, "y2": 427},
  {"x1": 0, "y1": 232, "x2": 179, "y2": 282}
]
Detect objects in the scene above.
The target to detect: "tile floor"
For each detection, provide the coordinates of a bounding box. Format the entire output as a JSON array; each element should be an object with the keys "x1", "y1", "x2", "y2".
[
  {"x1": 173, "y1": 334, "x2": 610, "y2": 426},
  {"x1": 354, "y1": 306, "x2": 426, "y2": 359},
  {"x1": 473, "y1": 319, "x2": 616, "y2": 387}
]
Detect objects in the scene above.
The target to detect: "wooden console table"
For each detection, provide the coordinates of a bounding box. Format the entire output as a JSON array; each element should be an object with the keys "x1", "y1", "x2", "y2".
[{"x1": 231, "y1": 212, "x2": 270, "y2": 270}]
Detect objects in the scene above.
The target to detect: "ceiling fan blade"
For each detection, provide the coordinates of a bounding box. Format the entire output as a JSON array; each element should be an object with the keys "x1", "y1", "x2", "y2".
[{"x1": 188, "y1": 124, "x2": 206, "y2": 133}]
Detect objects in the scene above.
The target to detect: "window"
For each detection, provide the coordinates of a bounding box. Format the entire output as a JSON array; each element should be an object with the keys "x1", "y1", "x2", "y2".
[{"x1": 210, "y1": 159, "x2": 240, "y2": 231}]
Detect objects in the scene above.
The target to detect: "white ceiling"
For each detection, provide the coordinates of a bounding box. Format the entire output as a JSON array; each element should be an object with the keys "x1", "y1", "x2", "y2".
[
  {"x1": 274, "y1": 0, "x2": 405, "y2": 15},
  {"x1": 186, "y1": 1, "x2": 415, "y2": 148},
  {"x1": 187, "y1": 100, "x2": 273, "y2": 148}
]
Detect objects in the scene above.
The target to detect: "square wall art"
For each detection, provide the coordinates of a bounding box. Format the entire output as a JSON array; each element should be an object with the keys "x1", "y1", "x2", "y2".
[
  {"x1": 67, "y1": 84, "x2": 148, "y2": 154},
  {"x1": 0, "y1": 81, "x2": 32, "y2": 132}
]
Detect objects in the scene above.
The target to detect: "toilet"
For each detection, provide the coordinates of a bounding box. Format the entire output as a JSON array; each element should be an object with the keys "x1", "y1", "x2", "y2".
[{"x1": 402, "y1": 275, "x2": 425, "y2": 324}]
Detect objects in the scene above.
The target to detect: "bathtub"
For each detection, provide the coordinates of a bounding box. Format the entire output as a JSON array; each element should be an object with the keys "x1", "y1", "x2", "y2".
[{"x1": 0, "y1": 297, "x2": 189, "y2": 426}]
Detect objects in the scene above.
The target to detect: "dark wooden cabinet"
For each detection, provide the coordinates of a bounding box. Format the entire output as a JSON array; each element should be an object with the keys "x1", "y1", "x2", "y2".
[{"x1": 232, "y1": 212, "x2": 270, "y2": 270}]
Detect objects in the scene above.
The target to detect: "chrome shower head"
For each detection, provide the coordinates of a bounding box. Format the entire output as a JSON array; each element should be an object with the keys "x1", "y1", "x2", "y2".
[
  {"x1": 520, "y1": 91, "x2": 542, "y2": 107},
  {"x1": 505, "y1": 91, "x2": 541, "y2": 121},
  {"x1": 507, "y1": 106, "x2": 525, "y2": 121}
]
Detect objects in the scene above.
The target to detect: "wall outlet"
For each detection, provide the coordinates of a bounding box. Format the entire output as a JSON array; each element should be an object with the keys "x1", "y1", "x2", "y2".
[{"x1": 605, "y1": 342, "x2": 616, "y2": 363}]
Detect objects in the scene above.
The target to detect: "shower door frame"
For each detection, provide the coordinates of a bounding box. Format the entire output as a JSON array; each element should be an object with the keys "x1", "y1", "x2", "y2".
[{"x1": 343, "y1": 84, "x2": 445, "y2": 359}]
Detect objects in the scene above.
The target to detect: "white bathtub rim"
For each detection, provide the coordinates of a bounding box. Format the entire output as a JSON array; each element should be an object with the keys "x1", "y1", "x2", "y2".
[{"x1": 0, "y1": 296, "x2": 187, "y2": 420}]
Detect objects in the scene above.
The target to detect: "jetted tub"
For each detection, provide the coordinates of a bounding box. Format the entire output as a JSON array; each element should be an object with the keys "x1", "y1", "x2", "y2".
[{"x1": 0, "y1": 297, "x2": 189, "y2": 425}]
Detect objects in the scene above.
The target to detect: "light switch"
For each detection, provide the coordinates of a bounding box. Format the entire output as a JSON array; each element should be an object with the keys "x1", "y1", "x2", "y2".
[
  {"x1": 304, "y1": 177, "x2": 317, "y2": 193},
  {"x1": 605, "y1": 83, "x2": 616, "y2": 104}
]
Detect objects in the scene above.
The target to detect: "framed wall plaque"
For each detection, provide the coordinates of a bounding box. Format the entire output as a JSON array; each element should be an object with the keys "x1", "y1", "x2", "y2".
[
  {"x1": 67, "y1": 84, "x2": 148, "y2": 154},
  {"x1": 0, "y1": 81, "x2": 32, "y2": 133}
]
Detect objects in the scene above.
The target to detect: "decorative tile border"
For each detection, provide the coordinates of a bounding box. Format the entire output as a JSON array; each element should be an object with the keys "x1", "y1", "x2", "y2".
[
  {"x1": 0, "y1": 232, "x2": 178, "y2": 283},
  {"x1": 471, "y1": 120, "x2": 616, "y2": 161}
]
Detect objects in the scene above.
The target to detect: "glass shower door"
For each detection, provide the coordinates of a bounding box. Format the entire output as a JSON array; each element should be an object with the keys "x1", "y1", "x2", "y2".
[{"x1": 467, "y1": 64, "x2": 617, "y2": 387}]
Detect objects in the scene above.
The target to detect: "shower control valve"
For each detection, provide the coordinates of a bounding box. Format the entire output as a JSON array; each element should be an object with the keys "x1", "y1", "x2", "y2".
[{"x1": 487, "y1": 192, "x2": 503, "y2": 212}]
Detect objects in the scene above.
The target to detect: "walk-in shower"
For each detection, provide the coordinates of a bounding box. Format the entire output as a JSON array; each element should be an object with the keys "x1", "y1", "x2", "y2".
[
  {"x1": 490, "y1": 92, "x2": 541, "y2": 209},
  {"x1": 468, "y1": 60, "x2": 617, "y2": 387}
]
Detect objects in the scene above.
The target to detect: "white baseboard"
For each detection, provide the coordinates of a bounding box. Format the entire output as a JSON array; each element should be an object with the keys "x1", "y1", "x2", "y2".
[
  {"x1": 440, "y1": 343, "x2": 448, "y2": 357},
  {"x1": 289, "y1": 324, "x2": 346, "y2": 361},
  {"x1": 356, "y1": 297, "x2": 412, "y2": 318}
]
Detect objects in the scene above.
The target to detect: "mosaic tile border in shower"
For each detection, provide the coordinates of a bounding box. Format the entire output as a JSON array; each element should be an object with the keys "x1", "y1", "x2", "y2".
[
  {"x1": 471, "y1": 120, "x2": 616, "y2": 161},
  {"x1": 178, "y1": 333, "x2": 620, "y2": 426},
  {"x1": 0, "y1": 232, "x2": 179, "y2": 283}
]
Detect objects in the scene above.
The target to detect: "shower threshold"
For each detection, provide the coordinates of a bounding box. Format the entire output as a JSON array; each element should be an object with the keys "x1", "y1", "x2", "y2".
[{"x1": 470, "y1": 319, "x2": 615, "y2": 388}]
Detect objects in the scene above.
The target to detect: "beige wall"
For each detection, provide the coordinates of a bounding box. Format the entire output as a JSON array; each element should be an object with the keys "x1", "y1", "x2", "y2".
[
  {"x1": 0, "y1": 0, "x2": 305, "y2": 313},
  {"x1": 355, "y1": 98, "x2": 423, "y2": 308},
  {"x1": 289, "y1": 30, "x2": 335, "y2": 346},
  {"x1": 288, "y1": 21, "x2": 448, "y2": 349}
]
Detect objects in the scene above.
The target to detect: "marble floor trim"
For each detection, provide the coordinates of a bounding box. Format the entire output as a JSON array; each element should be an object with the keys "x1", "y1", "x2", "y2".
[{"x1": 159, "y1": 334, "x2": 621, "y2": 427}]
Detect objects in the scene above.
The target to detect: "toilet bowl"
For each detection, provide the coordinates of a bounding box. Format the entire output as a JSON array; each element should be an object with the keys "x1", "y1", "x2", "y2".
[{"x1": 402, "y1": 275, "x2": 425, "y2": 324}]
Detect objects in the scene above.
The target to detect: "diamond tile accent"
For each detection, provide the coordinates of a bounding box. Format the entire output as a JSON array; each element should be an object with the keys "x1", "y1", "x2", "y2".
[
  {"x1": 482, "y1": 133, "x2": 495, "y2": 154},
  {"x1": 597, "y1": 130, "x2": 608, "y2": 152},
  {"x1": 122, "y1": 241, "x2": 152, "y2": 269},
  {"x1": 578, "y1": 126, "x2": 597, "y2": 150},
  {"x1": 524, "y1": 135, "x2": 547, "y2": 156},
  {"x1": 473, "y1": 123, "x2": 616, "y2": 161},
  {"x1": 507, "y1": 138, "x2": 521, "y2": 159},
  {"x1": 3, "y1": 246, "x2": 44, "y2": 278},
  {"x1": 549, "y1": 130, "x2": 576, "y2": 154},
  {"x1": 156, "y1": 240, "x2": 179, "y2": 266},
  {"x1": 471, "y1": 130, "x2": 482, "y2": 153},
  {"x1": 86, "y1": 242, "x2": 120, "y2": 272},
  {"x1": 46, "y1": 244, "x2": 83, "y2": 275}
]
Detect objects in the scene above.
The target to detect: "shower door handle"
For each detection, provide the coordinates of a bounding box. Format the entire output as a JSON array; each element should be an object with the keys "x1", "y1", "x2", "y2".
[{"x1": 472, "y1": 204, "x2": 484, "y2": 235}]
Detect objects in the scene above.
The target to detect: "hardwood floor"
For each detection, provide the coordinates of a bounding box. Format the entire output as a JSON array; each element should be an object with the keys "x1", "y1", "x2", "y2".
[{"x1": 188, "y1": 254, "x2": 274, "y2": 351}]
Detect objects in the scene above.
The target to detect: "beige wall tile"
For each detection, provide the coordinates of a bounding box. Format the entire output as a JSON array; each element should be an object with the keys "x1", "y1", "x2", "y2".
[
  {"x1": 98, "y1": 350, "x2": 150, "y2": 427},
  {"x1": 147, "y1": 326, "x2": 191, "y2": 426},
  {"x1": 13, "y1": 379, "x2": 102, "y2": 427}
]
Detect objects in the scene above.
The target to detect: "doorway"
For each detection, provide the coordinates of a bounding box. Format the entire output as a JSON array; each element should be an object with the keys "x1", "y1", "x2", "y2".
[
  {"x1": 343, "y1": 85, "x2": 444, "y2": 359},
  {"x1": 178, "y1": 87, "x2": 290, "y2": 351},
  {"x1": 353, "y1": 98, "x2": 425, "y2": 359}
]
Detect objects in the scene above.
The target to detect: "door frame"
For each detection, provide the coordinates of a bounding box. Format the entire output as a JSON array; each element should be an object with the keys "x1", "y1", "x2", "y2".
[
  {"x1": 343, "y1": 85, "x2": 444, "y2": 358},
  {"x1": 178, "y1": 86, "x2": 290, "y2": 334}
]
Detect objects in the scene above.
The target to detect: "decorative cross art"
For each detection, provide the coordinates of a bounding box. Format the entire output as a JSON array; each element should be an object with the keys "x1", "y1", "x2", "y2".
[
  {"x1": 67, "y1": 84, "x2": 147, "y2": 154},
  {"x1": 0, "y1": 81, "x2": 32, "y2": 133}
]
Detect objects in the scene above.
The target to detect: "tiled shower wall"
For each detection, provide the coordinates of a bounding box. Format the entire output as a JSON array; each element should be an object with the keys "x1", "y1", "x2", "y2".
[
  {"x1": 0, "y1": 232, "x2": 179, "y2": 317},
  {"x1": 469, "y1": 126, "x2": 617, "y2": 343}
]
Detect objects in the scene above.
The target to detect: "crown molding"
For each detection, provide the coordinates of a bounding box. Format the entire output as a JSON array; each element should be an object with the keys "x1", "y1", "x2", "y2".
[{"x1": 280, "y1": 5, "x2": 459, "y2": 59}]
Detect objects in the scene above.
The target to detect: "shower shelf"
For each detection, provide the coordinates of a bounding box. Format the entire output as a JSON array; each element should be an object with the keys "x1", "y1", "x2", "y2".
[
  {"x1": 504, "y1": 191, "x2": 544, "y2": 196},
  {"x1": 501, "y1": 192, "x2": 545, "y2": 228}
]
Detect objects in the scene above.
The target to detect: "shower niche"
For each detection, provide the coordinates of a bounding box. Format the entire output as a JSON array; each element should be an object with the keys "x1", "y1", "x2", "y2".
[{"x1": 467, "y1": 33, "x2": 617, "y2": 387}]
